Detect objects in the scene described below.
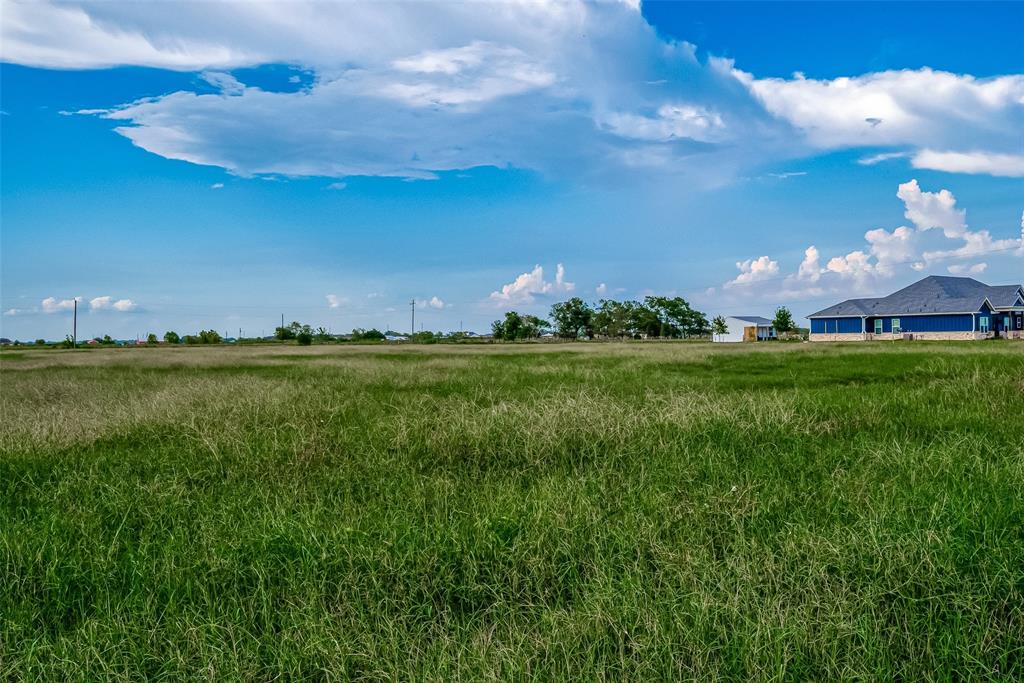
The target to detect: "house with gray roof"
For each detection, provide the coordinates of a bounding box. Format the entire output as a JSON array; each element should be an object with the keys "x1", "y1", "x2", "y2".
[
  {"x1": 713, "y1": 315, "x2": 777, "y2": 342},
  {"x1": 807, "y1": 276, "x2": 1024, "y2": 341}
]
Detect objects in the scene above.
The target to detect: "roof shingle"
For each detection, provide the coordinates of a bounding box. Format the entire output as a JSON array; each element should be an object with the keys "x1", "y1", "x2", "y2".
[{"x1": 808, "y1": 276, "x2": 1023, "y2": 318}]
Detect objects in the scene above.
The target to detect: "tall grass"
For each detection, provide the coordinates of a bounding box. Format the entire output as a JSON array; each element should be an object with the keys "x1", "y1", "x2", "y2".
[{"x1": 2, "y1": 342, "x2": 1023, "y2": 680}]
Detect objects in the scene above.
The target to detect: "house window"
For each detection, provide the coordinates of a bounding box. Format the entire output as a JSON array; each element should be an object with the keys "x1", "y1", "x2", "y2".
[
  {"x1": 874, "y1": 319, "x2": 882, "y2": 335},
  {"x1": 891, "y1": 318, "x2": 901, "y2": 334},
  {"x1": 979, "y1": 316, "x2": 989, "y2": 333},
  {"x1": 1005, "y1": 317, "x2": 1011, "y2": 330},
  {"x1": 1018, "y1": 316, "x2": 1022, "y2": 330}
]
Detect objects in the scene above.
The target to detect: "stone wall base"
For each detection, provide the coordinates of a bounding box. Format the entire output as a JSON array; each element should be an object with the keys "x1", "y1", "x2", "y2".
[
  {"x1": 901, "y1": 332, "x2": 989, "y2": 341},
  {"x1": 809, "y1": 333, "x2": 867, "y2": 342},
  {"x1": 810, "y1": 331, "x2": 995, "y2": 342}
]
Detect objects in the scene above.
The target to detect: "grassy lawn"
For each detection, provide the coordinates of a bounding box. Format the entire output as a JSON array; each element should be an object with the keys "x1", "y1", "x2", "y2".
[{"x1": 2, "y1": 342, "x2": 1023, "y2": 680}]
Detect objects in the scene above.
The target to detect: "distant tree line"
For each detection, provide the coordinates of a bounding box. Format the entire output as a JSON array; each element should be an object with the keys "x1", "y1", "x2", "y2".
[
  {"x1": 8, "y1": 300, "x2": 792, "y2": 349},
  {"x1": 491, "y1": 296, "x2": 711, "y2": 341}
]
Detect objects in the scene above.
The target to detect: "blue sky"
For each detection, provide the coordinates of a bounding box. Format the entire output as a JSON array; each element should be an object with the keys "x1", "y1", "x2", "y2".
[{"x1": 2, "y1": 1, "x2": 1022, "y2": 340}]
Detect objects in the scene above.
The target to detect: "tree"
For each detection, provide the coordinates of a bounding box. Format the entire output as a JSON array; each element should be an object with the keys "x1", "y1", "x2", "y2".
[
  {"x1": 34, "y1": 338, "x2": 46, "y2": 346},
  {"x1": 146, "y1": 333, "x2": 158, "y2": 345},
  {"x1": 351, "y1": 328, "x2": 385, "y2": 341},
  {"x1": 630, "y1": 302, "x2": 663, "y2": 338},
  {"x1": 490, "y1": 311, "x2": 548, "y2": 341},
  {"x1": 164, "y1": 331, "x2": 181, "y2": 344},
  {"x1": 644, "y1": 296, "x2": 710, "y2": 338},
  {"x1": 275, "y1": 322, "x2": 298, "y2": 340},
  {"x1": 712, "y1": 315, "x2": 729, "y2": 341},
  {"x1": 60, "y1": 335, "x2": 75, "y2": 349},
  {"x1": 296, "y1": 330, "x2": 313, "y2": 345},
  {"x1": 198, "y1": 329, "x2": 222, "y2": 344},
  {"x1": 521, "y1": 314, "x2": 549, "y2": 339},
  {"x1": 101, "y1": 334, "x2": 115, "y2": 345},
  {"x1": 593, "y1": 299, "x2": 636, "y2": 339},
  {"x1": 773, "y1": 306, "x2": 795, "y2": 334},
  {"x1": 549, "y1": 297, "x2": 593, "y2": 339},
  {"x1": 315, "y1": 326, "x2": 331, "y2": 341}
]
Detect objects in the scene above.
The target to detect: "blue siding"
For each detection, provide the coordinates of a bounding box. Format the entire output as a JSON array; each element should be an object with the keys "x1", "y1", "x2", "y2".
[
  {"x1": 867, "y1": 314, "x2": 973, "y2": 333},
  {"x1": 811, "y1": 318, "x2": 862, "y2": 334},
  {"x1": 813, "y1": 314, "x2": 983, "y2": 334}
]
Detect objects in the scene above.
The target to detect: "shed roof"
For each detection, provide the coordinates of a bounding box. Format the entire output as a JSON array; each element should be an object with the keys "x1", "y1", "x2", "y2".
[
  {"x1": 808, "y1": 276, "x2": 1024, "y2": 318},
  {"x1": 728, "y1": 315, "x2": 773, "y2": 325}
]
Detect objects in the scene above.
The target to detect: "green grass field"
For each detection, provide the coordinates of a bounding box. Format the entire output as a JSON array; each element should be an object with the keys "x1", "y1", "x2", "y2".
[{"x1": 2, "y1": 342, "x2": 1023, "y2": 680}]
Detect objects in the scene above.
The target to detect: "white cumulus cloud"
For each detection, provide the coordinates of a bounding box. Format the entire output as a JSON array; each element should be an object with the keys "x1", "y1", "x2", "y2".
[
  {"x1": 722, "y1": 179, "x2": 1023, "y2": 300},
  {"x1": 89, "y1": 296, "x2": 136, "y2": 311},
  {"x1": 41, "y1": 296, "x2": 80, "y2": 313},
  {"x1": 724, "y1": 256, "x2": 779, "y2": 288},
  {"x1": 5, "y1": 2, "x2": 1019, "y2": 183},
  {"x1": 416, "y1": 296, "x2": 446, "y2": 309},
  {"x1": 112, "y1": 298, "x2": 136, "y2": 311},
  {"x1": 489, "y1": 262, "x2": 574, "y2": 305}
]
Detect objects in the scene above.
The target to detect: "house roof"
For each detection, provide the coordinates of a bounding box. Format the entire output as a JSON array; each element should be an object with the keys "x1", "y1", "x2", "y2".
[
  {"x1": 728, "y1": 315, "x2": 773, "y2": 326},
  {"x1": 808, "y1": 276, "x2": 1024, "y2": 318}
]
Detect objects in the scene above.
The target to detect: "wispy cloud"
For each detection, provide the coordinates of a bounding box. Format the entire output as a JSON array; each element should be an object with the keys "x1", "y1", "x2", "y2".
[
  {"x1": 325, "y1": 294, "x2": 348, "y2": 308},
  {"x1": 911, "y1": 150, "x2": 1024, "y2": 177},
  {"x1": 857, "y1": 151, "x2": 909, "y2": 166}
]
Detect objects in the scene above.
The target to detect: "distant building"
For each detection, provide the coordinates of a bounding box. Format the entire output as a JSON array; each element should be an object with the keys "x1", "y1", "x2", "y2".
[
  {"x1": 714, "y1": 315, "x2": 776, "y2": 342},
  {"x1": 808, "y1": 275, "x2": 1024, "y2": 341}
]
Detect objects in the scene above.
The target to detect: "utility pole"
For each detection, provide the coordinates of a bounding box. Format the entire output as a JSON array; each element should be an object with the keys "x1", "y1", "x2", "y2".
[
  {"x1": 72, "y1": 299, "x2": 77, "y2": 348},
  {"x1": 410, "y1": 299, "x2": 415, "y2": 336}
]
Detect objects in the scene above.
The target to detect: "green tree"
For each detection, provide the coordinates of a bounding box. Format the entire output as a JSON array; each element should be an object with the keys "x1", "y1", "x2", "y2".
[
  {"x1": 490, "y1": 312, "x2": 548, "y2": 341},
  {"x1": 146, "y1": 333, "x2": 158, "y2": 345},
  {"x1": 550, "y1": 297, "x2": 593, "y2": 339},
  {"x1": 34, "y1": 338, "x2": 46, "y2": 346},
  {"x1": 712, "y1": 315, "x2": 729, "y2": 341},
  {"x1": 593, "y1": 300, "x2": 637, "y2": 339},
  {"x1": 351, "y1": 328, "x2": 385, "y2": 341},
  {"x1": 521, "y1": 314, "x2": 549, "y2": 339},
  {"x1": 101, "y1": 334, "x2": 115, "y2": 345},
  {"x1": 275, "y1": 322, "x2": 297, "y2": 340},
  {"x1": 60, "y1": 335, "x2": 75, "y2": 349},
  {"x1": 630, "y1": 302, "x2": 663, "y2": 338},
  {"x1": 198, "y1": 329, "x2": 222, "y2": 344},
  {"x1": 163, "y1": 331, "x2": 181, "y2": 344},
  {"x1": 644, "y1": 296, "x2": 710, "y2": 338},
  {"x1": 296, "y1": 330, "x2": 313, "y2": 345},
  {"x1": 773, "y1": 306, "x2": 795, "y2": 334}
]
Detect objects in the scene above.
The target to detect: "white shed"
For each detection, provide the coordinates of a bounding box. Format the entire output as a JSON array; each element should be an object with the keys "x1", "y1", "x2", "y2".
[{"x1": 714, "y1": 315, "x2": 776, "y2": 342}]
